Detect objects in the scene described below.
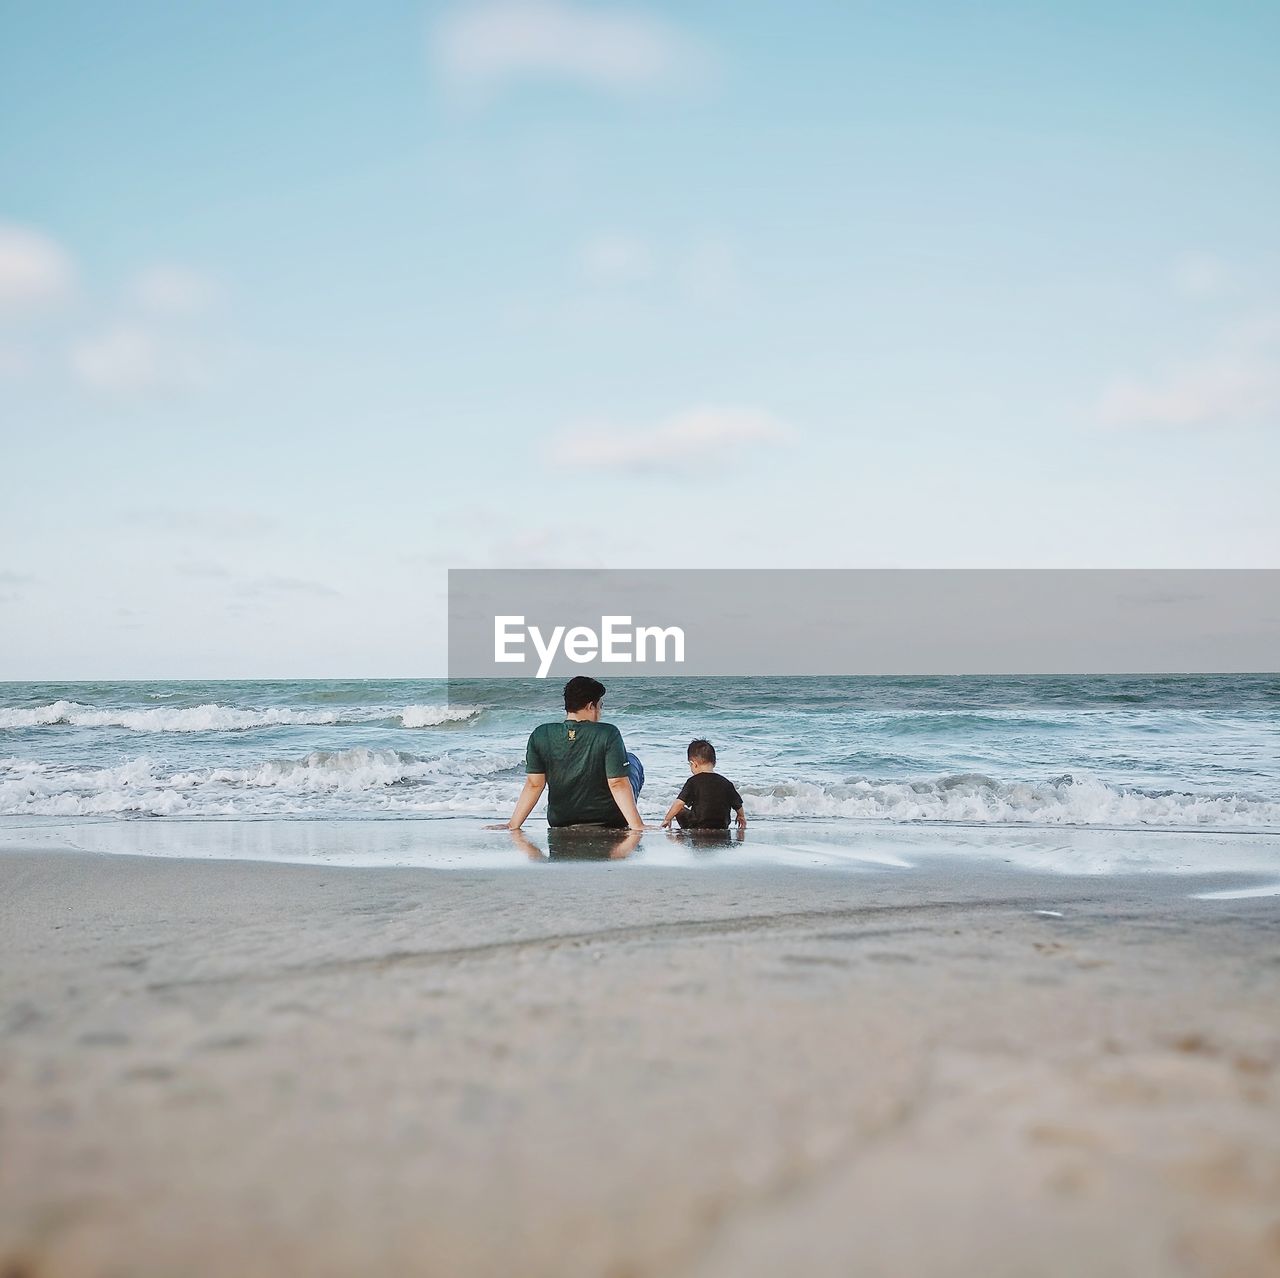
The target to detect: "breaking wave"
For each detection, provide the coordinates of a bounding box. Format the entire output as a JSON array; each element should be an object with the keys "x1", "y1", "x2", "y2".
[
  {"x1": 0, "y1": 701, "x2": 481, "y2": 733},
  {"x1": 2, "y1": 752, "x2": 1276, "y2": 829},
  {"x1": 745, "y1": 773, "x2": 1280, "y2": 830},
  {"x1": 400, "y1": 704, "x2": 481, "y2": 728},
  {"x1": 0, "y1": 748, "x2": 521, "y2": 817}
]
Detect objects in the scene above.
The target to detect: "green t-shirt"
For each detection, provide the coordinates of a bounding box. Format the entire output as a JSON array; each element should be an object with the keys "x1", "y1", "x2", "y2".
[{"x1": 526, "y1": 719, "x2": 630, "y2": 827}]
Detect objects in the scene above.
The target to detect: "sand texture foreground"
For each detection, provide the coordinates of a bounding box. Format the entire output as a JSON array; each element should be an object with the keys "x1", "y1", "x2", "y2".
[{"x1": 2, "y1": 847, "x2": 1279, "y2": 1278}]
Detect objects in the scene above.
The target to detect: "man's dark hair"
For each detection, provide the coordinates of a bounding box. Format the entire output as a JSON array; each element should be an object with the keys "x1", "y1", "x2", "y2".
[
  {"x1": 563, "y1": 676, "x2": 607, "y2": 713},
  {"x1": 688, "y1": 738, "x2": 716, "y2": 766}
]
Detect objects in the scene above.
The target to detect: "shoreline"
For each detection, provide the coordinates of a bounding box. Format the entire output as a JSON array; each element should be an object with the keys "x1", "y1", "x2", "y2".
[
  {"x1": 3, "y1": 847, "x2": 1278, "y2": 1276},
  {"x1": 4, "y1": 814, "x2": 1280, "y2": 881}
]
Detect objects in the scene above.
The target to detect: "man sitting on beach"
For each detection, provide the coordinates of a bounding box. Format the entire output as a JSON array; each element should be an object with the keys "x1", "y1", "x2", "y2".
[{"x1": 498, "y1": 676, "x2": 645, "y2": 832}]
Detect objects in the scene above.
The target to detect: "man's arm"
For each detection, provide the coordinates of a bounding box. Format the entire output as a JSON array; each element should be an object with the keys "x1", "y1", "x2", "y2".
[
  {"x1": 504, "y1": 773, "x2": 546, "y2": 830},
  {"x1": 661, "y1": 799, "x2": 685, "y2": 829},
  {"x1": 607, "y1": 775, "x2": 645, "y2": 831},
  {"x1": 602, "y1": 725, "x2": 645, "y2": 830},
  {"x1": 504, "y1": 826, "x2": 547, "y2": 859}
]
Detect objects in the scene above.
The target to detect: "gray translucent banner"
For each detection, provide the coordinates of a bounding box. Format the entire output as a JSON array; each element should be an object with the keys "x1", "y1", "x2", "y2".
[{"x1": 448, "y1": 569, "x2": 1280, "y2": 678}]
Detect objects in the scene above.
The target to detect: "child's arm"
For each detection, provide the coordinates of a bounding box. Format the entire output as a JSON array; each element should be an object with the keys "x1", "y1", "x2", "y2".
[
  {"x1": 734, "y1": 804, "x2": 746, "y2": 828},
  {"x1": 661, "y1": 798, "x2": 686, "y2": 828}
]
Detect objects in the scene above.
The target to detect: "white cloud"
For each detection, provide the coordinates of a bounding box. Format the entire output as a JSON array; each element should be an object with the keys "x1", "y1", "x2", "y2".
[
  {"x1": 680, "y1": 236, "x2": 740, "y2": 304},
  {"x1": 1171, "y1": 252, "x2": 1232, "y2": 299},
  {"x1": 553, "y1": 405, "x2": 792, "y2": 471},
  {"x1": 0, "y1": 223, "x2": 74, "y2": 310},
  {"x1": 70, "y1": 327, "x2": 159, "y2": 392},
  {"x1": 576, "y1": 231, "x2": 741, "y2": 304},
  {"x1": 433, "y1": 0, "x2": 707, "y2": 98},
  {"x1": 1100, "y1": 357, "x2": 1278, "y2": 428},
  {"x1": 69, "y1": 325, "x2": 206, "y2": 394},
  {"x1": 1099, "y1": 316, "x2": 1280, "y2": 429},
  {"x1": 581, "y1": 232, "x2": 653, "y2": 285},
  {"x1": 133, "y1": 265, "x2": 219, "y2": 316}
]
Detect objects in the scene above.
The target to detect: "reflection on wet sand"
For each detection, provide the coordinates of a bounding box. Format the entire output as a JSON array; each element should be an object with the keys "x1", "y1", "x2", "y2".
[
  {"x1": 664, "y1": 828, "x2": 747, "y2": 855},
  {"x1": 505, "y1": 826, "x2": 749, "y2": 863},
  {"x1": 505, "y1": 827, "x2": 644, "y2": 862}
]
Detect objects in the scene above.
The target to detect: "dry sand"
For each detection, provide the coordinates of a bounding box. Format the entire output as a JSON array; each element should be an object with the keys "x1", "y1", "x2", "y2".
[{"x1": 2, "y1": 844, "x2": 1278, "y2": 1277}]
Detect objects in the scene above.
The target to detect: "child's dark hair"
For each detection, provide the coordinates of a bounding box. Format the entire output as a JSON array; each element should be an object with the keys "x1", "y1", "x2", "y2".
[
  {"x1": 563, "y1": 676, "x2": 606, "y2": 713},
  {"x1": 687, "y1": 738, "x2": 716, "y2": 765}
]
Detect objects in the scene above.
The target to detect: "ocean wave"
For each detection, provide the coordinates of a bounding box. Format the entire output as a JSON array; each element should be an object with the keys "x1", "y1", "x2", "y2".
[
  {"x1": 744, "y1": 773, "x2": 1280, "y2": 830},
  {"x1": 0, "y1": 748, "x2": 521, "y2": 817},
  {"x1": 0, "y1": 701, "x2": 342, "y2": 732},
  {"x1": 0, "y1": 701, "x2": 481, "y2": 733},
  {"x1": 879, "y1": 712, "x2": 1069, "y2": 734},
  {"x1": 189, "y1": 746, "x2": 515, "y2": 790},
  {"x1": 2, "y1": 752, "x2": 1277, "y2": 829},
  {"x1": 399, "y1": 704, "x2": 481, "y2": 728}
]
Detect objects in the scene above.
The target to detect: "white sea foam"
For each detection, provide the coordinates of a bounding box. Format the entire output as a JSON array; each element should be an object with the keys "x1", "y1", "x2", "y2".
[
  {"x1": 2, "y1": 754, "x2": 1277, "y2": 829},
  {"x1": 0, "y1": 701, "x2": 481, "y2": 733},
  {"x1": 743, "y1": 773, "x2": 1280, "y2": 831},
  {"x1": 1190, "y1": 883, "x2": 1280, "y2": 900},
  {"x1": 0, "y1": 701, "x2": 341, "y2": 732},
  {"x1": 0, "y1": 749, "x2": 521, "y2": 817},
  {"x1": 400, "y1": 704, "x2": 482, "y2": 728},
  {"x1": 0, "y1": 701, "x2": 89, "y2": 727}
]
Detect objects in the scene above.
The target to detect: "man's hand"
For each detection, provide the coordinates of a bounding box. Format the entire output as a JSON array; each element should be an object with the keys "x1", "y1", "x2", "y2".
[{"x1": 498, "y1": 773, "x2": 546, "y2": 833}]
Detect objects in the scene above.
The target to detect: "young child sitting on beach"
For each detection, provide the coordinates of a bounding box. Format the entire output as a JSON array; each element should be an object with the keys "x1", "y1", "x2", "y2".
[{"x1": 661, "y1": 739, "x2": 747, "y2": 831}]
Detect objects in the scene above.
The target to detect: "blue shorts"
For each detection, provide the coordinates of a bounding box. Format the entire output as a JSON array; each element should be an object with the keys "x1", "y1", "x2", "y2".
[{"x1": 626, "y1": 752, "x2": 644, "y2": 799}]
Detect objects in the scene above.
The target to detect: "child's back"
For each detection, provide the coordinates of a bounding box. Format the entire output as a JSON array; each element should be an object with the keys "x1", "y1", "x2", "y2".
[
  {"x1": 675, "y1": 768, "x2": 742, "y2": 829},
  {"x1": 662, "y1": 739, "x2": 746, "y2": 831}
]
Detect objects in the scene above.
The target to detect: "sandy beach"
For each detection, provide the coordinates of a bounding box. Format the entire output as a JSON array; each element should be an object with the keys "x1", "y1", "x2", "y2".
[
  {"x1": 2, "y1": 838, "x2": 1278, "y2": 1278},
  {"x1": 7, "y1": 0, "x2": 1279, "y2": 1263}
]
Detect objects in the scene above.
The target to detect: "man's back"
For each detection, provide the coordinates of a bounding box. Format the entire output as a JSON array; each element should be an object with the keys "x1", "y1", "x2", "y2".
[{"x1": 526, "y1": 719, "x2": 629, "y2": 827}]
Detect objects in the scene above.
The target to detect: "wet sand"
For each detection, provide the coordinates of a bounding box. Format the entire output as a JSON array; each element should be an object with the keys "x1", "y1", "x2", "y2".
[{"x1": 2, "y1": 843, "x2": 1278, "y2": 1277}]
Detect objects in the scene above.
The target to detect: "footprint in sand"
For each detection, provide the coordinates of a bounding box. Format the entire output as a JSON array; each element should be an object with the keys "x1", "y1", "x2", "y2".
[
  {"x1": 77, "y1": 1030, "x2": 131, "y2": 1047},
  {"x1": 195, "y1": 1034, "x2": 258, "y2": 1052}
]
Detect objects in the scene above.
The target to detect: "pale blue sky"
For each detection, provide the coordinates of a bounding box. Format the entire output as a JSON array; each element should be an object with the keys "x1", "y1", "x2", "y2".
[{"x1": 2, "y1": 0, "x2": 1278, "y2": 677}]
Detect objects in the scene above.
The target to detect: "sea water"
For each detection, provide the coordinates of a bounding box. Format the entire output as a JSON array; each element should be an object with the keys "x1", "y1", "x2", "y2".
[{"x1": 1, "y1": 675, "x2": 1276, "y2": 833}]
